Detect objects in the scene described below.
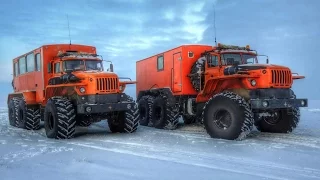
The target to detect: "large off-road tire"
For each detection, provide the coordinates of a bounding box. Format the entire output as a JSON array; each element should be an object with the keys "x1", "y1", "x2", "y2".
[
  {"x1": 138, "y1": 95, "x2": 154, "y2": 126},
  {"x1": 44, "y1": 97, "x2": 76, "y2": 139},
  {"x1": 254, "y1": 90, "x2": 300, "y2": 133},
  {"x1": 182, "y1": 114, "x2": 196, "y2": 124},
  {"x1": 16, "y1": 99, "x2": 41, "y2": 130},
  {"x1": 107, "y1": 95, "x2": 139, "y2": 133},
  {"x1": 151, "y1": 96, "x2": 179, "y2": 130},
  {"x1": 202, "y1": 91, "x2": 254, "y2": 140},
  {"x1": 254, "y1": 108, "x2": 300, "y2": 133},
  {"x1": 75, "y1": 115, "x2": 93, "y2": 127},
  {"x1": 7, "y1": 97, "x2": 20, "y2": 127}
]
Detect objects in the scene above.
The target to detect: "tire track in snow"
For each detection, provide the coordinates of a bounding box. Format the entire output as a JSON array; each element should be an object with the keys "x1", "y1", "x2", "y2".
[
  {"x1": 66, "y1": 139, "x2": 320, "y2": 180},
  {"x1": 66, "y1": 142, "x2": 289, "y2": 180}
]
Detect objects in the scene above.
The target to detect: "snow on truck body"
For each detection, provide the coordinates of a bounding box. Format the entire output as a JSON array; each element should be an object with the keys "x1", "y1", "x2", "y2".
[
  {"x1": 135, "y1": 43, "x2": 308, "y2": 140},
  {"x1": 7, "y1": 44, "x2": 139, "y2": 139}
]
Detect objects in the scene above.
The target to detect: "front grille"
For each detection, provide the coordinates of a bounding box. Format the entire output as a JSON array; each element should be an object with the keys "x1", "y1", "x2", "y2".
[
  {"x1": 271, "y1": 69, "x2": 292, "y2": 86},
  {"x1": 96, "y1": 77, "x2": 118, "y2": 92}
]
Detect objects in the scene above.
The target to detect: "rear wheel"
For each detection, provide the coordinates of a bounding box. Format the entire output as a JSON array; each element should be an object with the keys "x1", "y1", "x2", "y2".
[
  {"x1": 151, "y1": 96, "x2": 179, "y2": 130},
  {"x1": 44, "y1": 97, "x2": 76, "y2": 139},
  {"x1": 17, "y1": 99, "x2": 41, "y2": 130},
  {"x1": 202, "y1": 92, "x2": 254, "y2": 140},
  {"x1": 8, "y1": 97, "x2": 20, "y2": 127}
]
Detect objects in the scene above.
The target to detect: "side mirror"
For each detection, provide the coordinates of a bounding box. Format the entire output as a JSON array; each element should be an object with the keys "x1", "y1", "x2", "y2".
[
  {"x1": 266, "y1": 58, "x2": 269, "y2": 64},
  {"x1": 110, "y1": 63, "x2": 114, "y2": 72}
]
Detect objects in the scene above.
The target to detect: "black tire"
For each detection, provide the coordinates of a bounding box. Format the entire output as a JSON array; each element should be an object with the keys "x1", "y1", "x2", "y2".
[
  {"x1": 138, "y1": 96, "x2": 150, "y2": 126},
  {"x1": 17, "y1": 100, "x2": 41, "y2": 130},
  {"x1": 254, "y1": 108, "x2": 300, "y2": 133},
  {"x1": 44, "y1": 97, "x2": 76, "y2": 139},
  {"x1": 78, "y1": 117, "x2": 92, "y2": 127},
  {"x1": 146, "y1": 95, "x2": 155, "y2": 127},
  {"x1": 8, "y1": 97, "x2": 20, "y2": 127},
  {"x1": 254, "y1": 90, "x2": 300, "y2": 133},
  {"x1": 202, "y1": 91, "x2": 254, "y2": 140},
  {"x1": 76, "y1": 115, "x2": 93, "y2": 127},
  {"x1": 183, "y1": 114, "x2": 196, "y2": 124},
  {"x1": 151, "y1": 96, "x2": 179, "y2": 130},
  {"x1": 107, "y1": 95, "x2": 139, "y2": 133}
]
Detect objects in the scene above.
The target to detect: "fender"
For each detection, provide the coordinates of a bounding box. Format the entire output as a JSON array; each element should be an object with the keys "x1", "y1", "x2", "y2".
[
  {"x1": 7, "y1": 91, "x2": 37, "y2": 105},
  {"x1": 196, "y1": 75, "x2": 256, "y2": 103}
]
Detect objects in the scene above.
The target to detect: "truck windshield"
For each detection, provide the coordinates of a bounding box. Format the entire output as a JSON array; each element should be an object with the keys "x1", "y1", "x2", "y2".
[
  {"x1": 63, "y1": 59, "x2": 103, "y2": 72},
  {"x1": 221, "y1": 53, "x2": 257, "y2": 65}
]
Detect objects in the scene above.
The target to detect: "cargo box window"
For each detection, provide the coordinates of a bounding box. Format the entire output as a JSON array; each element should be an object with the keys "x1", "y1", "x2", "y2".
[
  {"x1": 35, "y1": 53, "x2": 41, "y2": 71},
  {"x1": 19, "y1": 57, "x2": 26, "y2": 74},
  {"x1": 55, "y1": 63, "x2": 61, "y2": 73},
  {"x1": 157, "y1": 55, "x2": 164, "y2": 71},
  {"x1": 26, "y1": 53, "x2": 35, "y2": 72}
]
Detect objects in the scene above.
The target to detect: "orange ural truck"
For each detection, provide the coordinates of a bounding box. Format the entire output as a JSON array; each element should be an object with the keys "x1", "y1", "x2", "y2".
[
  {"x1": 136, "y1": 43, "x2": 308, "y2": 140},
  {"x1": 7, "y1": 44, "x2": 139, "y2": 139}
]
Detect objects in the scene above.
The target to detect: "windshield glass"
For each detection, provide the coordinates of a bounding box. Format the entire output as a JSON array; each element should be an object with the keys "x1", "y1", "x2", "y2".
[
  {"x1": 221, "y1": 53, "x2": 257, "y2": 65},
  {"x1": 63, "y1": 59, "x2": 103, "y2": 72}
]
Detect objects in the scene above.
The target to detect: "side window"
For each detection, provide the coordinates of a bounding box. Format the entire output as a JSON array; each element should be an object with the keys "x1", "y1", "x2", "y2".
[
  {"x1": 14, "y1": 62, "x2": 19, "y2": 76},
  {"x1": 54, "y1": 63, "x2": 60, "y2": 73},
  {"x1": 208, "y1": 55, "x2": 219, "y2": 67},
  {"x1": 157, "y1": 55, "x2": 164, "y2": 71},
  {"x1": 19, "y1": 57, "x2": 26, "y2": 74},
  {"x1": 26, "y1": 53, "x2": 35, "y2": 72},
  {"x1": 35, "y1": 53, "x2": 41, "y2": 71}
]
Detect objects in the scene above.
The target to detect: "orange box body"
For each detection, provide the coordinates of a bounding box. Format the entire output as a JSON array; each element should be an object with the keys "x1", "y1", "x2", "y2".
[
  {"x1": 11, "y1": 44, "x2": 96, "y2": 105},
  {"x1": 136, "y1": 45, "x2": 212, "y2": 97}
]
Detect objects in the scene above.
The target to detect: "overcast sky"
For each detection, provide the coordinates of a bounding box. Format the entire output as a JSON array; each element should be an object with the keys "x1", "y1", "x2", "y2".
[{"x1": 0, "y1": 0, "x2": 319, "y2": 104}]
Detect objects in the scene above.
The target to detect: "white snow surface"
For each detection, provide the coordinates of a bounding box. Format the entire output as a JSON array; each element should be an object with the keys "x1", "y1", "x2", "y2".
[{"x1": 0, "y1": 101, "x2": 320, "y2": 180}]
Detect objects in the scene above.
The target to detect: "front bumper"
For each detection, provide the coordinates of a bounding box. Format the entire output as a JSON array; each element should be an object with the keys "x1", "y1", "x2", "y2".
[
  {"x1": 77, "y1": 102, "x2": 135, "y2": 114},
  {"x1": 250, "y1": 98, "x2": 308, "y2": 109}
]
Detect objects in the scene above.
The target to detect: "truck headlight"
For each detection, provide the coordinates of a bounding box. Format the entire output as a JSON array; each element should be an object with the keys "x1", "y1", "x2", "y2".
[
  {"x1": 301, "y1": 100, "x2": 305, "y2": 106},
  {"x1": 251, "y1": 79, "x2": 257, "y2": 86},
  {"x1": 80, "y1": 87, "x2": 86, "y2": 93},
  {"x1": 262, "y1": 101, "x2": 268, "y2": 107},
  {"x1": 85, "y1": 107, "x2": 92, "y2": 112}
]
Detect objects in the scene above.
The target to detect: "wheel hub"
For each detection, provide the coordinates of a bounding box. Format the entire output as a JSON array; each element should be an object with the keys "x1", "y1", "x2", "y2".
[
  {"x1": 264, "y1": 111, "x2": 281, "y2": 125},
  {"x1": 212, "y1": 109, "x2": 232, "y2": 130}
]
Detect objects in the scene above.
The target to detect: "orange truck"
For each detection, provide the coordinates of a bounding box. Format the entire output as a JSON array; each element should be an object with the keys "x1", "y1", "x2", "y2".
[
  {"x1": 136, "y1": 43, "x2": 308, "y2": 140},
  {"x1": 7, "y1": 44, "x2": 139, "y2": 139}
]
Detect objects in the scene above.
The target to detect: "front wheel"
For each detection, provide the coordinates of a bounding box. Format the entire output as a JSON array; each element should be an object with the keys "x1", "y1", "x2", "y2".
[
  {"x1": 44, "y1": 97, "x2": 76, "y2": 139},
  {"x1": 108, "y1": 96, "x2": 139, "y2": 133},
  {"x1": 202, "y1": 92, "x2": 254, "y2": 140},
  {"x1": 254, "y1": 108, "x2": 300, "y2": 133}
]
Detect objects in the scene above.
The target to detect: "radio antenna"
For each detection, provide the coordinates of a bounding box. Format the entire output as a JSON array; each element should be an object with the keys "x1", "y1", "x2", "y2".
[
  {"x1": 213, "y1": 4, "x2": 217, "y2": 46},
  {"x1": 67, "y1": 14, "x2": 72, "y2": 45}
]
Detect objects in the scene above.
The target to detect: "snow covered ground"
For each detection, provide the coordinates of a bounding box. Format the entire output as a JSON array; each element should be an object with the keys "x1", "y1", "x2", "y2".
[{"x1": 0, "y1": 101, "x2": 320, "y2": 180}]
